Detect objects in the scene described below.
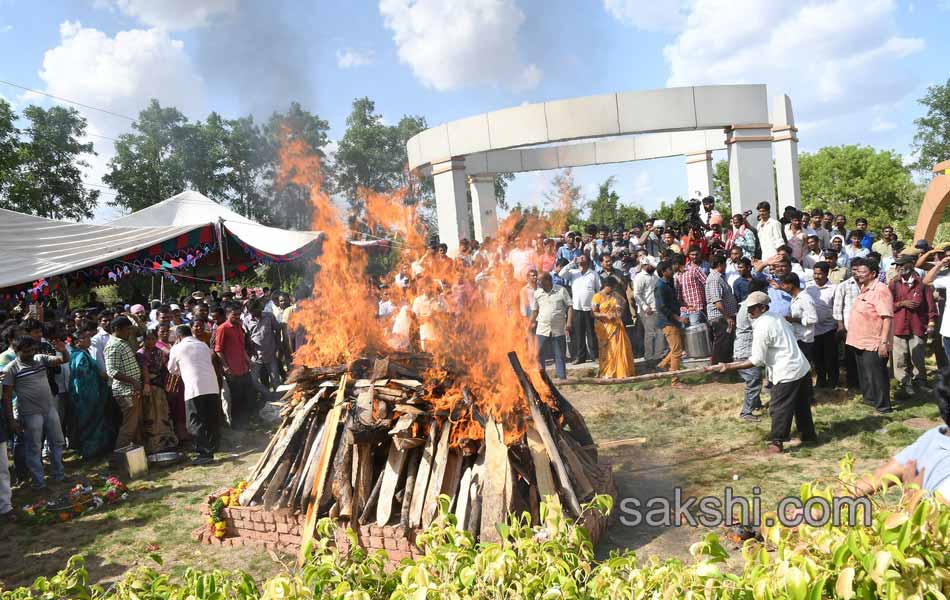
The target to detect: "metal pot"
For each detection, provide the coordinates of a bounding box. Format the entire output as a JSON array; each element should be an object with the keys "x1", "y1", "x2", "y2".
[{"x1": 684, "y1": 323, "x2": 712, "y2": 359}]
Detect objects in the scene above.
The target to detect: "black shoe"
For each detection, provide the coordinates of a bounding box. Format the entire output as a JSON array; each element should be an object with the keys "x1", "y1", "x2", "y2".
[
  {"x1": 192, "y1": 455, "x2": 214, "y2": 466},
  {"x1": 740, "y1": 414, "x2": 760, "y2": 422},
  {"x1": 875, "y1": 407, "x2": 894, "y2": 415}
]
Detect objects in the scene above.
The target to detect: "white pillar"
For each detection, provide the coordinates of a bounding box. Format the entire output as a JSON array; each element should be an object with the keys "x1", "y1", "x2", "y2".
[
  {"x1": 726, "y1": 125, "x2": 777, "y2": 217},
  {"x1": 468, "y1": 174, "x2": 498, "y2": 242},
  {"x1": 432, "y1": 157, "x2": 470, "y2": 251},
  {"x1": 771, "y1": 94, "x2": 801, "y2": 211},
  {"x1": 685, "y1": 151, "x2": 714, "y2": 200}
]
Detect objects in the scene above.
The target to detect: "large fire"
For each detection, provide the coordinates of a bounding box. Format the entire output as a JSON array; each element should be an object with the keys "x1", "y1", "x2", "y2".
[{"x1": 282, "y1": 138, "x2": 557, "y2": 447}]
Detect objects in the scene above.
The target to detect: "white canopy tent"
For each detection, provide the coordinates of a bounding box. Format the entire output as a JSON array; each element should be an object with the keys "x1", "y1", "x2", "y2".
[
  {"x1": 0, "y1": 192, "x2": 322, "y2": 293},
  {"x1": 109, "y1": 191, "x2": 323, "y2": 258},
  {"x1": 0, "y1": 208, "x2": 199, "y2": 289}
]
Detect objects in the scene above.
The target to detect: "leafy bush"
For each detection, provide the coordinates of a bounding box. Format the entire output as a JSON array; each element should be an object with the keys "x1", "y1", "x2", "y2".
[{"x1": 4, "y1": 457, "x2": 950, "y2": 599}]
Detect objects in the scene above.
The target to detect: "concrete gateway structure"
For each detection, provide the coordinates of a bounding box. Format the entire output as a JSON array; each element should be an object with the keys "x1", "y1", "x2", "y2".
[{"x1": 405, "y1": 84, "x2": 801, "y2": 250}]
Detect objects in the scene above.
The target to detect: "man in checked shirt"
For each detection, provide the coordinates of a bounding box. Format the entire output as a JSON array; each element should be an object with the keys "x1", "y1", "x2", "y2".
[{"x1": 679, "y1": 245, "x2": 708, "y2": 326}]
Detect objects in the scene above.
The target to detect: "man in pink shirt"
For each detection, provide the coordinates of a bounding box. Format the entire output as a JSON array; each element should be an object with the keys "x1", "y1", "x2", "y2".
[{"x1": 846, "y1": 258, "x2": 894, "y2": 413}]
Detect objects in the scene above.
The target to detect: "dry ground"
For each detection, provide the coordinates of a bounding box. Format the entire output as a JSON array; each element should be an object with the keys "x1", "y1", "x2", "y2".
[{"x1": 0, "y1": 373, "x2": 941, "y2": 589}]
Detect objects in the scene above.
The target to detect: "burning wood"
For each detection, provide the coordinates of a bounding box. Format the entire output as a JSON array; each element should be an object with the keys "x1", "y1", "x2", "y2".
[{"x1": 240, "y1": 351, "x2": 605, "y2": 563}]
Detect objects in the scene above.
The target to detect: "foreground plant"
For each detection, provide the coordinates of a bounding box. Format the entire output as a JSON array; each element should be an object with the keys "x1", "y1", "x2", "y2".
[{"x1": 4, "y1": 458, "x2": 950, "y2": 599}]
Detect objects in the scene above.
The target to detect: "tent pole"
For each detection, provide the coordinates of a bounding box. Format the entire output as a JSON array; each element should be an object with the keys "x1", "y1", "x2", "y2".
[
  {"x1": 160, "y1": 276, "x2": 164, "y2": 303},
  {"x1": 217, "y1": 218, "x2": 228, "y2": 291}
]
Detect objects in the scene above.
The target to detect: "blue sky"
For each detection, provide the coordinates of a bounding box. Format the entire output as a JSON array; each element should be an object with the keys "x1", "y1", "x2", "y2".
[{"x1": 0, "y1": 0, "x2": 946, "y2": 222}]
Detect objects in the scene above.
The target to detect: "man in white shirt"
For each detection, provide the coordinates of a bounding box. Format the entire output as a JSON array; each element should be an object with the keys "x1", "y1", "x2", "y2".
[
  {"x1": 411, "y1": 279, "x2": 446, "y2": 352},
  {"x1": 700, "y1": 196, "x2": 721, "y2": 228},
  {"x1": 529, "y1": 272, "x2": 573, "y2": 380},
  {"x1": 755, "y1": 201, "x2": 786, "y2": 260},
  {"x1": 805, "y1": 262, "x2": 839, "y2": 388},
  {"x1": 632, "y1": 261, "x2": 666, "y2": 362},
  {"x1": 781, "y1": 272, "x2": 818, "y2": 362},
  {"x1": 715, "y1": 291, "x2": 817, "y2": 453},
  {"x1": 558, "y1": 254, "x2": 601, "y2": 364},
  {"x1": 89, "y1": 313, "x2": 112, "y2": 375},
  {"x1": 168, "y1": 325, "x2": 221, "y2": 465},
  {"x1": 924, "y1": 255, "x2": 950, "y2": 362},
  {"x1": 833, "y1": 275, "x2": 862, "y2": 389}
]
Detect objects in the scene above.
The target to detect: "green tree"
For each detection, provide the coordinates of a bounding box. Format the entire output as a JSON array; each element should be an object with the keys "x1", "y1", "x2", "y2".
[
  {"x1": 617, "y1": 204, "x2": 650, "y2": 229},
  {"x1": 0, "y1": 99, "x2": 20, "y2": 199},
  {"x1": 222, "y1": 115, "x2": 269, "y2": 220},
  {"x1": 334, "y1": 97, "x2": 419, "y2": 216},
  {"x1": 587, "y1": 176, "x2": 620, "y2": 226},
  {"x1": 713, "y1": 159, "x2": 731, "y2": 206},
  {"x1": 177, "y1": 112, "x2": 229, "y2": 199},
  {"x1": 3, "y1": 105, "x2": 99, "y2": 220},
  {"x1": 911, "y1": 79, "x2": 950, "y2": 174},
  {"x1": 650, "y1": 196, "x2": 688, "y2": 225},
  {"x1": 494, "y1": 172, "x2": 515, "y2": 209},
  {"x1": 104, "y1": 100, "x2": 189, "y2": 211},
  {"x1": 798, "y1": 145, "x2": 917, "y2": 232}
]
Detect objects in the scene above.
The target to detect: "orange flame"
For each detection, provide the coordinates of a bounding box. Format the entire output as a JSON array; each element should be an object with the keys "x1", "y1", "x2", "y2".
[{"x1": 283, "y1": 138, "x2": 557, "y2": 447}]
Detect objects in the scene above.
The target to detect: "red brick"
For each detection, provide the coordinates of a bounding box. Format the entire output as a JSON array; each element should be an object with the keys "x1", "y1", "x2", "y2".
[
  {"x1": 289, "y1": 525, "x2": 300, "y2": 536},
  {"x1": 279, "y1": 533, "x2": 301, "y2": 545},
  {"x1": 263, "y1": 541, "x2": 276, "y2": 550},
  {"x1": 396, "y1": 538, "x2": 410, "y2": 551},
  {"x1": 276, "y1": 522, "x2": 290, "y2": 534},
  {"x1": 387, "y1": 550, "x2": 408, "y2": 561},
  {"x1": 367, "y1": 535, "x2": 383, "y2": 548},
  {"x1": 260, "y1": 531, "x2": 279, "y2": 542},
  {"x1": 383, "y1": 536, "x2": 397, "y2": 550}
]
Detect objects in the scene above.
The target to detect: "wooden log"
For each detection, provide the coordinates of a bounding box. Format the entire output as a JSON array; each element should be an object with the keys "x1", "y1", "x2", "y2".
[
  {"x1": 526, "y1": 426, "x2": 560, "y2": 508},
  {"x1": 263, "y1": 453, "x2": 294, "y2": 511},
  {"x1": 440, "y1": 450, "x2": 464, "y2": 513},
  {"x1": 408, "y1": 424, "x2": 438, "y2": 529},
  {"x1": 557, "y1": 437, "x2": 594, "y2": 501},
  {"x1": 351, "y1": 443, "x2": 373, "y2": 519},
  {"x1": 399, "y1": 447, "x2": 422, "y2": 529},
  {"x1": 241, "y1": 390, "x2": 324, "y2": 506},
  {"x1": 248, "y1": 415, "x2": 290, "y2": 482},
  {"x1": 506, "y1": 352, "x2": 582, "y2": 517},
  {"x1": 567, "y1": 361, "x2": 744, "y2": 385},
  {"x1": 281, "y1": 412, "x2": 321, "y2": 509},
  {"x1": 466, "y1": 448, "x2": 485, "y2": 535},
  {"x1": 454, "y1": 462, "x2": 473, "y2": 527},
  {"x1": 537, "y1": 368, "x2": 595, "y2": 449},
  {"x1": 299, "y1": 375, "x2": 348, "y2": 566},
  {"x1": 293, "y1": 422, "x2": 326, "y2": 511},
  {"x1": 358, "y1": 471, "x2": 384, "y2": 525},
  {"x1": 479, "y1": 418, "x2": 510, "y2": 543},
  {"x1": 422, "y1": 423, "x2": 453, "y2": 528},
  {"x1": 375, "y1": 443, "x2": 408, "y2": 526},
  {"x1": 332, "y1": 429, "x2": 355, "y2": 519}
]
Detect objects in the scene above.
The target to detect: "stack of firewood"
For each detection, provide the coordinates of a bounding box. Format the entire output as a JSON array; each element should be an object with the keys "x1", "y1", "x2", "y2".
[{"x1": 239, "y1": 351, "x2": 602, "y2": 561}]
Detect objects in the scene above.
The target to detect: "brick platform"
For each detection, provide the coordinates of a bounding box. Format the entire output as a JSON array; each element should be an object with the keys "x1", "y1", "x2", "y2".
[{"x1": 193, "y1": 460, "x2": 616, "y2": 561}]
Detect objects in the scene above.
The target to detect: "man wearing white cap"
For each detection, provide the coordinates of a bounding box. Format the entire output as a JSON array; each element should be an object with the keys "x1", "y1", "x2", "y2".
[{"x1": 714, "y1": 290, "x2": 817, "y2": 453}]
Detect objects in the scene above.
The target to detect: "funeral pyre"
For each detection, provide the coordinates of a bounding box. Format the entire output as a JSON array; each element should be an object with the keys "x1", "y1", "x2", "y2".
[{"x1": 227, "y1": 137, "x2": 613, "y2": 555}]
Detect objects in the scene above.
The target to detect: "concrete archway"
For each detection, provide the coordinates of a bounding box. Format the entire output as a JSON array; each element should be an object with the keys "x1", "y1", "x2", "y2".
[
  {"x1": 407, "y1": 85, "x2": 801, "y2": 249},
  {"x1": 914, "y1": 160, "x2": 950, "y2": 242}
]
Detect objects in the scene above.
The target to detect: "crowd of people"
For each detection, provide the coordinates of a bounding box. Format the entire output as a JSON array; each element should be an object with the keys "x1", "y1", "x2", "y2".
[
  {"x1": 376, "y1": 196, "x2": 950, "y2": 452},
  {"x1": 0, "y1": 286, "x2": 306, "y2": 520},
  {"x1": 2, "y1": 195, "x2": 949, "y2": 520}
]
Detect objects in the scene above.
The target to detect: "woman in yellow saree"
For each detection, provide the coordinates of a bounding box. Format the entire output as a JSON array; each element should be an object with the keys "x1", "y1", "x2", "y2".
[{"x1": 592, "y1": 276, "x2": 637, "y2": 378}]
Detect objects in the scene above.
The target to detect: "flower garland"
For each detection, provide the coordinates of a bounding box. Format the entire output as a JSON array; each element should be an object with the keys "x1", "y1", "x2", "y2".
[
  {"x1": 22, "y1": 476, "x2": 128, "y2": 524},
  {"x1": 205, "y1": 480, "x2": 248, "y2": 539}
]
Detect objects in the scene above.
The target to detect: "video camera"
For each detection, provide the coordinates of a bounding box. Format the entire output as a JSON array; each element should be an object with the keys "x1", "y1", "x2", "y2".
[{"x1": 684, "y1": 197, "x2": 707, "y2": 232}]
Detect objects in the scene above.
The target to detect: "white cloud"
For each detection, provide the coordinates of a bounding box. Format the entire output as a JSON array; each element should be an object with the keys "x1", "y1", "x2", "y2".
[
  {"x1": 38, "y1": 21, "x2": 208, "y2": 215},
  {"x1": 662, "y1": 0, "x2": 924, "y2": 126},
  {"x1": 602, "y1": 0, "x2": 688, "y2": 31},
  {"x1": 379, "y1": 0, "x2": 541, "y2": 92},
  {"x1": 98, "y1": 0, "x2": 238, "y2": 30},
  {"x1": 870, "y1": 116, "x2": 896, "y2": 132},
  {"x1": 336, "y1": 48, "x2": 375, "y2": 69}
]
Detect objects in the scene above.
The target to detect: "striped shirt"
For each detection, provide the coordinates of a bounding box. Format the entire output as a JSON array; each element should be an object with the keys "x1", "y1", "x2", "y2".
[
  {"x1": 832, "y1": 277, "x2": 861, "y2": 330},
  {"x1": 1, "y1": 355, "x2": 58, "y2": 417},
  {"x1": 679, "y1": 263, "x2": 707, "y2": 313},
  {"x1": 706, "y1": 270, "x2": 738, "y2": 320}
]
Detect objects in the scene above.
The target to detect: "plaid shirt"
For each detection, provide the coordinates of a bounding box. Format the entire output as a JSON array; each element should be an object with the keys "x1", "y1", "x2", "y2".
[
  {"x1": 832, "y1": 277, "x2": 861, "y2": 330},
  {"x1": 104, "y1": 337, "x2": 141, "y2": 397},
  {"x1": 678, "y1": 263, "x2": 707, "y2": 313},
  {"x1": 705, "y1": 270, "x2": 737, "y2": 320}
]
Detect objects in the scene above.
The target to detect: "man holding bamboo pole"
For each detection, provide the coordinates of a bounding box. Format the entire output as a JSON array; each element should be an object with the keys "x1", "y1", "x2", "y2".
[{"x1": 712, "y1": 291, "x2": 817, "y2": 454}]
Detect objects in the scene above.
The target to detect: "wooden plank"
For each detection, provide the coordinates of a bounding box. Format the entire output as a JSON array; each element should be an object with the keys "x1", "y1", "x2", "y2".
[
  {"x1": 440, "y1": 451, "x2": 464, "y2": 512},
  {"x1": 375, "y1": 443, "x2": 408, "y2": 526},
  {"x1": 479, "y1": 418, "x2": 510, "y2": 543},
  {"x1": 506, "y1": 352, "x2": 582, "y2": 517},
  {"x1": 351, "y1": 443, "x2": 373, "y2": 519},
  {"x1": 408, "y1": 424, "x2": 438, "y2": 529},
  {"x1": 422, "y1": 423, "x2": 453, "y2": 528},
  {"x1": 298, "y1": 375, "x2": 348, "y2": 566},
  {"x1": 247, "y1": 415, "x2": 289, "y2": 482},
  {"x1": 526, "y1": 426, "x2": 560, "y2": 508},
  {"x1": 293, "y1": 423, "x2": 326, "y2": 510},
  {"x1": 558, "y1": 437, "x2": 594, "y2": 501},
  {"x1": 454, "y1": 464, "x2": 473, "y2": 526},
  {"x1": 240, "y1": 390, "x2": 324, "y2": 506},
  {"x1": 466, "y1": 448, "x2": 485, "y2": 534},
  {"x1": 400, "y1": 447, "x2": 422, "y2": 528}
]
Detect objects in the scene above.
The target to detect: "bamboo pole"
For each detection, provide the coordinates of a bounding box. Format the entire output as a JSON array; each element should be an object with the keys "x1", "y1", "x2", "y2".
[{"x1": 566, "y1": 361, "x2": 746, "y2": 385}]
